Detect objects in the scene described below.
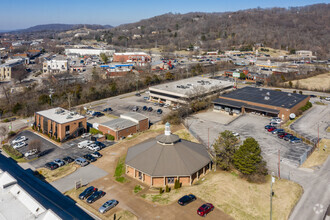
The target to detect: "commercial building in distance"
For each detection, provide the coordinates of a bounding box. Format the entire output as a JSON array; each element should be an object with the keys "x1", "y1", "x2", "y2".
[
  {"x1": 213, "y1": 87, "x2": 310, "y2": 121},
  {"x1": 149, "y1": 76, "x2": 233, "y2": 106},
  {"x1": 97, "y1": 112, "x2": 149, "y2": 140},
  {"x1": 43, "y1": 57, "x2": 69, "y2": 74},
  {"x1": 113, "y1": 52, "x2": 151, "y2": 65},
  {"x1": 35, "y1": 107, "x2": 87, "y2": 142},
  {"x1": 125, "y1": 123, "x2": 212, "y2": 186},
  {"x1": 65, "y1": 48, "x2": 115, "y2": 56},
  {"x1": 0, "y1": 58, "x2": 27, "y2": 81}
]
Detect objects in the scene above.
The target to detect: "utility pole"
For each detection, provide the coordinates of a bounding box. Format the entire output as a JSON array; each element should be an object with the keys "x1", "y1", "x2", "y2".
[
  {"x1": 278, "y1": 149, "x2": 281, "y2": 179},
  {"x1": 208, "y1": 128, "x2": 210, "y2": 150},
  {"x1": 270, "y1": 172, "x2": 275, "y2": 220},
  {"x1": 318, "y1": 123, "x2": 320, "y2": 149}
]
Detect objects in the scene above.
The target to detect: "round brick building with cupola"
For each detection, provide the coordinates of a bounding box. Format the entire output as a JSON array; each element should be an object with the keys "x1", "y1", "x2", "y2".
[{"x1": 125, "y1": 122, "x2": 212, "y2": 186}]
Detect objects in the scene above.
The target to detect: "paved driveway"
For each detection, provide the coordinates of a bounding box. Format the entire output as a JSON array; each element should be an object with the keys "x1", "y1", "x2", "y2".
[{"x1": 51, "y1": 164, "x2": 108, "y2": 193}]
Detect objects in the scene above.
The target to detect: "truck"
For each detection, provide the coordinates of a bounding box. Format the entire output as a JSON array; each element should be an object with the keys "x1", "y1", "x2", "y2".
[{"x1": 78, "y1": 140, "x2": 93, "y2": 149}]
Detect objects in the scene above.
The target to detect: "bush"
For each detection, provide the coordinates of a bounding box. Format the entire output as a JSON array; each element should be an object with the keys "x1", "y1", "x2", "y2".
[
  {"x1": 2, "y1": 145, "x2": 23, "y2": 159},
  {"x1": 106, "y1": 134, "x2": 115, "y2": 140},
  {"x1": 3, "y1": 119, "x2": 9, "y2": 123},
  {"x1": 90, "y1": 128, "x2": 103, "y2": 135},
  {"x1": 159, "y1": 187, "x2": 163, "y2": 194},
  {"x1": 8, "y1": 131, "x2": 16, "y2": 137},
  {"x1": 174, "y1": 179, "x2": 181, "y2": 189},
  {"x1": 165, "y1": 185, "x2": 170, "y2": 192},
  {"x1": 299, "y1": 101, "x2": 312, "y2": 112},
  {"x1": 299, "y1": 91, "x2": 303, "y2": 94}
]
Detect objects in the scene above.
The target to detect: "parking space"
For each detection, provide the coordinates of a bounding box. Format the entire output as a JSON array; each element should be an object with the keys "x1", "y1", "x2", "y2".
[
  {"x1": 187, "y1": 112, "x2": 312, "y2": 169},
  {"x1": 12, "y1": 130, "x2": 113, "y2": 169},
  {"x1": 82, "y1": 92, "x2": 170, "y2": 124}
]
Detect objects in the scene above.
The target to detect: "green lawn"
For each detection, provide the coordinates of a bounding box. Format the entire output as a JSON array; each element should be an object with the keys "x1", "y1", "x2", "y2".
[{"x1": 114, "y1": 156, "x2": 128, "y2": 183}]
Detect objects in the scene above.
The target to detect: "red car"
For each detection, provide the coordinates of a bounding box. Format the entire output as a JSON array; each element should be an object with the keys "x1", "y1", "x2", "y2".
[
  {"x1": 197, "y1": 203, "x2": 214, "y2": 217},
  {"x1": 278, "y1": 132, "x2": 289, "y2": 139},
  {"x1": 267, "y1": 126, "x2": 276, "y2": 132}
]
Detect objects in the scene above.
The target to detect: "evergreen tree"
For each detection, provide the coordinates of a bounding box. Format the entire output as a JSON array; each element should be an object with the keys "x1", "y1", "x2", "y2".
[{"x1": 233, "y1": 137, "x2": 264, "y2": 175}]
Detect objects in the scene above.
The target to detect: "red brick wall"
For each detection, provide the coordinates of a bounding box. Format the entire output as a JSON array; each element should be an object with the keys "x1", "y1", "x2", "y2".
[
  {"x1": 152, "y1": 177, "x2": 164, "y2": 186},
  {"x1": 98, "y1": 124, "x2": 117, "y2": 140},
  {"x1": 179, "y1": 177, "x2": 190, "y2": 186},
  {"x1": 138, "y1": 118, "x2": 149, "y2": 132},
  {"x1": 118, "y1": 125, "x2": 137, "y2": 140}
]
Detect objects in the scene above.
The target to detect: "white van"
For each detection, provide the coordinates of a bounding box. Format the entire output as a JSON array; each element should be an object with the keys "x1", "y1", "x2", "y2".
[{"x1": 78, "y1": 140, "x2": 93, "y2": 149}]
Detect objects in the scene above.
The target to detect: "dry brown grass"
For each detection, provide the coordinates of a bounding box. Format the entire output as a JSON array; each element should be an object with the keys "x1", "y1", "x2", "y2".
[
  {"x1": 65, "y1": 187, "x2": 137, "y2": 220},
  {"x1": 173, "y1": 128, "x2": 199, "y2": 143},
  {"x1": 260, "y1": 47, "x2": 288, "y2": 57},
  {"x1": 143, "y1": 171, "x2": 302, "y2": 220},
  {"x1": 302, "y1": 139, "x2": 330, "y2": 168},
  {"x1": 284, "y1": 72, "x2": 330, "y2": 91},
  {"x1": 37, "y1": 163, "x2": 77, "y2": 182}
]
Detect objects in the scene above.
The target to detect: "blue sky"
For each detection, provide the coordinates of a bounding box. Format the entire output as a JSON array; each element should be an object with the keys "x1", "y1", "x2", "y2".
[{"x1": 0, "y1": 0, "x2": 329, "y2": 30}]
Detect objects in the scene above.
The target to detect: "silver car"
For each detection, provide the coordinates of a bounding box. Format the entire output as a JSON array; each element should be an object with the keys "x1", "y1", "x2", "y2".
[{"x1": 99, "y1": 200, "x2": 118, "y2": 214}]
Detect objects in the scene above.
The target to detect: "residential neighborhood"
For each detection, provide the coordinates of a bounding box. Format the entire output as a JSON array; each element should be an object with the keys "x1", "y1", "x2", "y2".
[{"x1": 0, "y1": 1, "x2": 329, "y2": 220}]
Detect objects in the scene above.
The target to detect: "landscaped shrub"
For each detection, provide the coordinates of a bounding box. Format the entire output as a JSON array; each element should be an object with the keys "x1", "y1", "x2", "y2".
[
  {"x1": 174, "y1": 179, "x2": 181, "y2": 189},
  {"x1": 165, "y1": 185, "x2": 170, "y2": 192},
  {"x1": 90, "y1": 128, "x2": 103, "y2": 135},
  {"x1": 106, "y1": 134, "x2": 115, "y2": 140},
  {"x1": 159, "y1": 187, "x2": 163, "y2": 194},
  {"x1": 8, "y1": 131, "x2": 16, "y2": 137},
  {"x1": 299, "y1": 101, "x2": 312, "y2": 112},
  {"x1": 2, "y1": 145, "x2": 23, "y2": 159}
]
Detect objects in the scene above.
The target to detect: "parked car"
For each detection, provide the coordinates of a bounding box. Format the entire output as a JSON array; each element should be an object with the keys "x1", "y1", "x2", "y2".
[
  {"x1": 157, "y1": 109, "x2": 163, "y2": 114},
  {"x1": 88, "y1": 144, "x2": 101, "y2": 151},
  {"x1": 142, "y1": 106, "x2": 148, "y2": 111},
  {"x1": 45, "y1": 162, "x2": 59, "y2": 170},
  {"x1": 83, "y1": 154, "x2": 97, "y2": 162},
  {"x1": 147, "y1": 107, "x2": 153, "y2": 112},
  {"x1": 92, "y1": 112, "x2": 104, "y2": 117},
  {"x1": 164, "y1": 104, "x2": 169, "y2": 108},
  {"x1": 79, "y1": 186, "x2": 97, "y2": 200},
  {"x1": 75, "y1": 157, "x2": 89, "y2": 167},
  {"x1": 153, "y1": 102, "x2": 158, "y2": 106},
  {"x1": 267, "y1": 126, "x2": 277, "y2": 132},
  {"x1": 95, "y1": 141, "x2": 106, "y2": 149},
  {"x1": 103, "y1": 107, "x2": 113, "y2": 112},
  {"x1": 290, "y1": 137, "x2": 302, "y2": 143},
  {"x1": 272, "y1": 129, "x2": 284, "y2": 134},
  {"x1": 197, "y1": 203, "x2": 214, "y2": 217},
  {"x1": 283, "y1": 134, "x2": 294, "y2": 141},
  {"x1": 13, "y1": 141, "x2": 26, "y2": 149},
  {"x1": 271, "y1": 117, "x2": 282, "y2": 123},
  {"x1": 143, "y1": 97, "x2": 149, "y2": 100},
  {"x1": 91, "y1": 151, "x2": 102, "y2": 158},
  {"x1": 232, "y1": 132, "x2": 239, "y2": 137},
  {"x1": 264, "y1": 125, "x2": 272, "y2": 130},
  {"x1": 132, "y1": 106, "x2": 139, "y2": 111},
  {"x1": 178, "y1": 194, "x2": 196, "y2": 206},
  {"x1": 12, "y1": 136, "x2": 27, "y2": 144},
  {"x1": 159, "y1": 103, "x2": 165, "y2": 107},
  {"x1": 87, "y1": 190, "x2": 106, "y2": 203},
  {"x1": 278, "y1": 132, "x2": 289, "y2": 139},
  {"x1": 99, "y1": 200, "x2": 119, "y2": 213},
  {"x1": 78, "y1": 140, "x2": 93, "y2": 149},
  {"x1": 24, "y1": 149, "x2": 38, "y2": 157},
  {"x1": 269, "y1": 122, "x2": 279, "y2": 126},
  {"x1": 63, "y1": 156, "x2": 74, "y2": 164},
  {"x1": 53, "y1": 159, "x2": 65, "y2": 167},
  {"x1": 135, "y1": 93, "x2": 141, "y2": 97},
  {"x1": 81, "y1": 133, "x2": 91, "y2": 138}
]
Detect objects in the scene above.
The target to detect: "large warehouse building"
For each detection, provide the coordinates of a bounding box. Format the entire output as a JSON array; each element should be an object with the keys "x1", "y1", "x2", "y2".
[
  {"x1": 149, "y1": 76, "x2": 233, "y2": 106},
  {"x1": 212, "y1": 87, "x2": 310, "y2": 121}
]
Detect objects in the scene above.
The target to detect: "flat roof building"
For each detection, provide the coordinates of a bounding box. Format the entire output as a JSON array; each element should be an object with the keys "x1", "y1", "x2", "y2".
[
  {"x1": 213, "y1": 87, "x2": 310, "y2": 121},
  {"x1": 35, "y1": 107, "x2": 87, "y2": 142},
  {"x1": 113, "y1": 52, "x2": 151, "y2": 64},
  {"x1": 125, "y1": 123, "x2": 212, "y2": 186},
  {"x1": 149, "y1": 76, "x2": 233, "y2": 106},
  {"x1": 65, "y1": 48, "x2": 115, "y2": 56}
]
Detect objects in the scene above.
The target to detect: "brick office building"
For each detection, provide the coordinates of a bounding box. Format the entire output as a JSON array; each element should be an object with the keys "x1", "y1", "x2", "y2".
[
  {"x1": 112, "y1": 52, "x2": 151, "y2": 64},
  {"x1": 98, "y1": 112, "x2": 149, "y2": 140},
  {"x1": 213, "y1": 87, "x2": 310, "y2": 121},
  {"x1": 125, "y1": 123, "x2": 212, "y2": 187},
  {"x1": 35, "y1": 108, "x2": 87, "y2": 142}
]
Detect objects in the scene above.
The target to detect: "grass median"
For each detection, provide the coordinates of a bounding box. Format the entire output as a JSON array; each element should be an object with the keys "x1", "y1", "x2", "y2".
[
  {"x1": 37, "y1": 163, "x2": 77, "y2": 182},
  {"x1": 114, "y1": 156, "x2": 128, "y2": 183}
]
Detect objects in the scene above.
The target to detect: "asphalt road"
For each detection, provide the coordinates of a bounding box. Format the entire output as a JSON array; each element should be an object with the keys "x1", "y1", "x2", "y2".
[{"x1": 0, "y1": 153, "x2": 94, "y2": 220}]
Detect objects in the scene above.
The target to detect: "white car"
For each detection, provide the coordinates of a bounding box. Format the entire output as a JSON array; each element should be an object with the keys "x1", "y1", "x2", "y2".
[
  {"x1": 88, "y1": 144, "x2": 101, "y2": 151},
  {"x1": 81, "y1": 133, "x2": 91, "y2": 138},
  {"x1": 13, "y1": 141, "x2": 26, "y2": 149},
  {"x1": 53, "y1": 159, "x2": 65, "y2": 167},
  {"x1": 12, "y1": 136, "x2": 27, "y2": 144},
  {"x1": 232, "y1": 132, "x2": 239, "y2": 137},
  {"x1": 24, "y1": 149, "x2": 38, "y2": 157}
]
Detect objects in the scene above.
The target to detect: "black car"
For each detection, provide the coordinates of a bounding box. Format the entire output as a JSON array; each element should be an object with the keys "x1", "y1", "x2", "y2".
[
  {"x1": 147, "y1": 107, "x2": 153, "y2": 112},
  {"x1": 264, "y1": 125, "x2": 272, "y2": 130},
  {"x1": 45, "y1": 162, "x2": 59, "y2": 170},
  {"x1": 83, "y1": 154, "x2": 97, "y2": 162},
  {"x1": 95, "y1": 141, "x2": 106, "y2": 149},
  {"x1": 79, "y1": 186, "x2": 98, "y2": 200},
  {"x1": 159, "y1": 103, "x2": 165, "y2": 107},
  {"x1": 135, "y1": 93, "x2": 141, "y2": 97},
  {"x1": 63, "y1": 156, "x2": 74, "y2": 164},
  {"x1": 142, "y1": 106, "x2": 148, "y2": 111},
  {"x1": 310, "y1": 95, "x2": 317, "y2": 98},
  {"x1": 283, "y1": 134, "x2": 293, "y2": 141},
  {"x1": 86, "y1": 190, "x2": 106, "y2": 203},
  {"x1": 157, "y1": 109, "x2": 163, "y2": 114},
  {"x1": 178, "y1": 194, "x2": 196, "y2": 206},
  {"x1": 91, "y1": 151, "x2": 102, "y2": 158},
  {"x1": 103, "y1": 107, "x2": 112, "y2": 112}
]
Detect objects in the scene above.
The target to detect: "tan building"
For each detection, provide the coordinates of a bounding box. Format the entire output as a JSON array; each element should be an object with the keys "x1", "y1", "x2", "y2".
[
  {"x1": 113, "y1": 52, "x2": 151, "y2": 64},
  {"x1": 213, "y1": 87, "x2": 310, "y2": 121},
  {"x1": 43, "y1": 59, "x2": 68, "y2": 74},
  {"x1": 125, "y1": 123, "x2": 212, "y2": 187},
  {"x1": 0, "y1": 64, "x2": 11, "y2": 81},
  {"x1": 34, "y1": 107, "x2": 87, "y2": 142},
  {"x1": 98, "y1": 112, "x2": 149, "y2": 140}
]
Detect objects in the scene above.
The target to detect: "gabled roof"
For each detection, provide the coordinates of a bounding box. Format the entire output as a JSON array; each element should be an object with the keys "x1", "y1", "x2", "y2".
[{"x1": 125, "y1": 136, "x2": 211, "y2": 177}]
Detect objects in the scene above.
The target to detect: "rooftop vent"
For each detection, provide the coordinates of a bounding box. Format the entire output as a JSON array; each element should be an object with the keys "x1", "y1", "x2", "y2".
[
  {"x1": 264, "y1": 96, "x2": 270, "y2": 100},
  {"x1": 266, "y1": 92, "x2": 270, "y2": 96},
  {"x1": 55, "y1": 108, "x2": 64, "y2": 114},
  {"x1": 288, "y1": 93, "x2": 291, "y2": 96},
  {"x1": 259, "y1": 88, "x2": 263, "y2": 91},
  {"x1": 66, "y1": 115, "x2": 73, "y2": 119}
]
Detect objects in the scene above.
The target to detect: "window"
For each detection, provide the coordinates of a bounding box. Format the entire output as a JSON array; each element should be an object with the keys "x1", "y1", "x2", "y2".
[
  {"x1": 138, "y1": 171, "x2": 142, "y2": 180},
  {"x1": 65, "y1": 125, "x2": 70, "y2": 136},
  {"x1": 167, "y1": 177, "x2": 174, "y2": 184},
  {"x1": 78, "y1": 122, "x2": 83, "y2": 128}
]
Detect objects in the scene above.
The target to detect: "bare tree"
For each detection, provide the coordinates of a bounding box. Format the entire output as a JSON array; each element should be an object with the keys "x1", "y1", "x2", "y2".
[{"x1": 28, "y1": 140, "x2": 41, "y2": 152}]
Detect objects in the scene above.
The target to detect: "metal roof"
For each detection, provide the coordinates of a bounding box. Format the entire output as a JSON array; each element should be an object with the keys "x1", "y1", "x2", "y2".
[
  {"x1": 101, "y1": 118, "x2": 137, "y2": 131},
  {"x1": 120, "y1": 112, "x2": 148, "y2": 122},
  {"x1": 36, "y1": 107, "x2": 85, "y2": 124},
  {"x1": 125, "y1": 136, "x2": 211, "y2": 177},
  {"x1": 221, "y1": 87, "x2": 308, "y2": 109}
]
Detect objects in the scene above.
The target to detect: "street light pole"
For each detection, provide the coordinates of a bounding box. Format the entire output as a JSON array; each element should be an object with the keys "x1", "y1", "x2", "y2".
[{"x1": 270, "y1": 172, "x2": 275, "y2": 220}]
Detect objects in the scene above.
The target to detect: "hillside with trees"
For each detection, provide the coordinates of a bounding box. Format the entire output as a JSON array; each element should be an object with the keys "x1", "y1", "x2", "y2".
[{"x1": 94, "y1": 4, "x2": 329, "y2": 57}]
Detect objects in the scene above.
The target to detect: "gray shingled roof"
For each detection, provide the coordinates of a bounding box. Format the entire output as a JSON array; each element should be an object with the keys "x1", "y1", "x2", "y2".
[
  {"x1": 121, "y1": 112, "x2": 148, "y2": 121},
  {"x1": 101, "y1": 118, "x2": 137, "y2": 131},
  {"x1": 125, "y1": 136, "x2": 211, "y2": 177}
]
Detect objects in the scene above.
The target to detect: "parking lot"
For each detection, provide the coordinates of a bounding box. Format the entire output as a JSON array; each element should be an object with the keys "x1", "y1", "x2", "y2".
[
  {"x1": 187, "y1": 111, "x2": 312, "y2": 169},
  {"x1": 81, "y1": 91, "x2": 170, "y2": 124},
  {"x1": 12, "y1": 130, "x2": 113, "y2": 169}
]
